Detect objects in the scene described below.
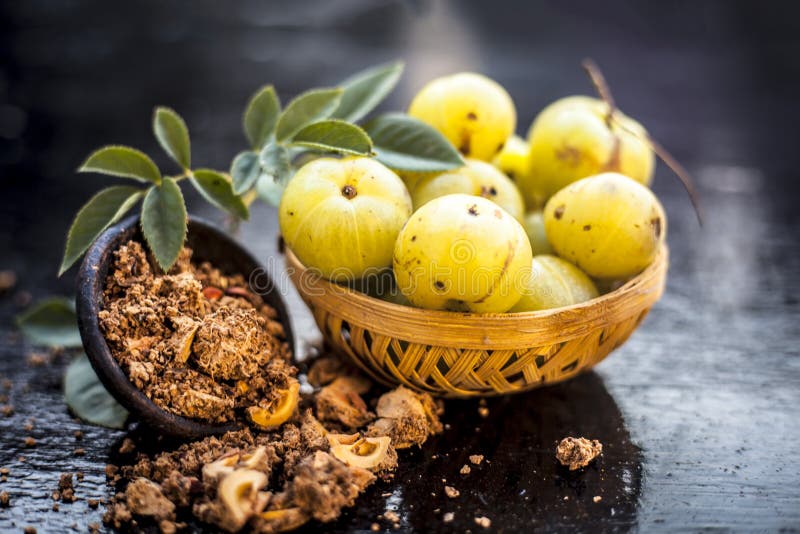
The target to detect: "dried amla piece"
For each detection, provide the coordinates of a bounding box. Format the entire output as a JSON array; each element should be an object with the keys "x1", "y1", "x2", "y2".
[
  {"x1": 169, "y1": 316, "x2": 200, "y2": 363},
  {"x1": 247, "y1": 379, "x2": 300, "y2": 430},
  {"x1": 315, "y1": 376, "x2": 374, "y2": 429},
  {"x1": 255, "y1": 507, "x2": 310, "y2": 533},
  {"x1": 213, "y1": 469, "x2": 269, "y2": 532},
  {"x1": 366, "y1": 386, "x2": 443, "y2": 449},
  {"x1": 202, "y1": 451, "x2": 240, "y2": 485},
  {"x1": 327, "y1": 433, "x2": 397, "y2": 472}
]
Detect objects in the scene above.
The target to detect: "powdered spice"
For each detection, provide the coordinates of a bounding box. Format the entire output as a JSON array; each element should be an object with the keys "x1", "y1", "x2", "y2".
[{"x1": 98, "y1": 241, "x2": 293, "y2": 424}]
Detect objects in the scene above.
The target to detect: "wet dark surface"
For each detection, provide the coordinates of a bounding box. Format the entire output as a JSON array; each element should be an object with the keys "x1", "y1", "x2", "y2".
[{"x1": 1, "y1": 0, "x2": 799, "y2": 532}]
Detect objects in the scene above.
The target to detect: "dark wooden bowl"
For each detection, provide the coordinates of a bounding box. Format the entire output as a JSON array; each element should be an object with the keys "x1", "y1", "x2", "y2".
[{"x1": 75, "y1": 215, "x2": 295, "y2": 440}]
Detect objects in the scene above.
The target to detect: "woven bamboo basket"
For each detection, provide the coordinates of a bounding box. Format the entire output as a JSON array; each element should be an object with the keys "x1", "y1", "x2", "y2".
[{"x1": 286, "y1": 246, "x2": 668, "y2": 398}]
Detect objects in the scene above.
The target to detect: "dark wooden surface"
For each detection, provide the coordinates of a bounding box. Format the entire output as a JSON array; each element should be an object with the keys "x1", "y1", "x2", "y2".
[{"x1": 1, "y1": 1, "x2": 799, "y2": 532}]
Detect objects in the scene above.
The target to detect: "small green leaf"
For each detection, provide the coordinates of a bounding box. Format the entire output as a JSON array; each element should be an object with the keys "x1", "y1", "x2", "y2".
[
  {"x1": 275, "y1": 88, "x2": 343, "y2": 142},
  {"x1": 59, "y1": 186, "x2": 143, "y2": 276},
  {"x1": 79, "y1": 145, "x2": 161, "y2": 184},
  {"x1": 16, "y1": 297, "x2": 82, "y2": 348},
  {"x1": 364, "y1": 113, "x2": 464, "y2": 172},
  {"x1": 256, "y1": 173, "x2": 286, "y2": 207},
  {"x1": 153, "y1": 107, "x2": 191, "y2": 169},
  {"x1": 141, "y1": 178, "x2": 187, "y2": 271},
  {"x1": 244, "y1": 85, "x2": 280, "y2": 150},
  {"x1": 64, "y1": 354, "x2": 128, "y2": 429},
  {"x1": 333, "y1": 61, "x2": 404, "y2": 123},
  {"x1": 289, "y1": 119, "x2": 373, "y2": 156},
  {"x1": 230, "y1": 151, "x2": 261, "y2": 195},
  {"x1": 191, "y1": 169, "x2": 249, "y2": 220},
  {"x1": 259, "y1": 142, "x2": 292, "y2": 185}
]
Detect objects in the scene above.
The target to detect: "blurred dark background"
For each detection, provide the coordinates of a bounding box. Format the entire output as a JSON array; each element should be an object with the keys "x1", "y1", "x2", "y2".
[{"x1": 1, "y1": 0, "x2": 799, "y2": 531}]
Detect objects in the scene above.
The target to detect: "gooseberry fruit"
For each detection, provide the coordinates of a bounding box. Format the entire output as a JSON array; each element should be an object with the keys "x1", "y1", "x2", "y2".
[
  {"x1": 519, "y1": 95, "x2": 654, "y2": 208},
  {"x1": 522, "y1": 211, "x2": 554, "y2": 256},
  {"x1": 543, "y1": 172, "x2": 666, "y2": 279},
  {"x1": 279, "y1": 157, "x2": 412, "y2": 281},
  {"x1": 492, "y1": 134, "x2": 529, "y2": 183},
  {"x1": 411, "y1": 159, "x2": 524, "y2": 222},
  {"x1": 408, "y1": 72, "x2": 516, "y2": 161},
  {"x1": 510, "y1": 255, "x2": 598, "y2": 312},
  {"x1": 393, "y1": 194, "x2": 532, "y2": 313}
]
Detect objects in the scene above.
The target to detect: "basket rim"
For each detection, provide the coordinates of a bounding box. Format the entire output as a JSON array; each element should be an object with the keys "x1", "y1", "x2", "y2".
[{"x1": 286, "y1": 245, "x2": 668, "y2": 350}]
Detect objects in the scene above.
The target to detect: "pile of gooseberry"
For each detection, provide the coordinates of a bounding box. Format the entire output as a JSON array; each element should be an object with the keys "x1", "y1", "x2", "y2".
[{"x1": 280, "y1": 67, "x2": 674, "y2": 314}]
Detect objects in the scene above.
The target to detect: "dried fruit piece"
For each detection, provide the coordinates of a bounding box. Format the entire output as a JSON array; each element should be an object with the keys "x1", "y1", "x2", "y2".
[
  {"x1": 248, "y1": 379, "x2": 300, "y2": 430},
  {"x1": 315, "y1": 376, "x2": 373, "y2": 428},
  {"x1": 201, "y1": 452, "x2": 239, "y2": 485},
  {"x1": 327, "y1": 433, "x2": 396, "y2": 472},
  {"x1": 215, "y1": 469, "x2": 269, "y2": 532},
  {"x1": 366, "y1": 386, "x2": 442, "y2": 448},
  {"x1": 256, "y1": 507, "x2": 310, "y2": 533},
  {"x1": 169, "y1": 316, "x2": 200, "y2": 363}
]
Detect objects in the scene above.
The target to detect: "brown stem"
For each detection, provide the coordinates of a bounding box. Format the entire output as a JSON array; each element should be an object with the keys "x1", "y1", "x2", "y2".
[
  {"x1": 582, "y1": 58, "x2": 703, "y2": 226},
  {"x1": 582, "y1": 58, "x2": 616, "y2": 126}
]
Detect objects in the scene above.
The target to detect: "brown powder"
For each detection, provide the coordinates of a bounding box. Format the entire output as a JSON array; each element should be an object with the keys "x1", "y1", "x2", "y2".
[
  {"x1": 555, "y1": 437, "x2": 603, "y2": 470},
  {"x1": 98, "y1": 241, "x2": 294, "y2": 424}
]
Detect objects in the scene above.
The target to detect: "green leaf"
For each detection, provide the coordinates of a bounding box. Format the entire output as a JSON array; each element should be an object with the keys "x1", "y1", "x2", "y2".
[
  {"x1": 64, "y1": 354, "x2": 128, "y2": 429},
  {"x1": 59, "y1": 186, "x2": 143, "y2": 276},
  {"x1": 259, "y1": 142, "x2": 292, "y2": 185},
  {"x1": 243, "y1": 85, "x2": 280, "y2": 150},
  {"x1": 275, "y1": 88, "x2": 343, "y2": 142},
  {"x1": 153, "y1": 107, "x2": 191, "y2": 169},
  {"x1": 231, "y1": 151, "x2": 261, "y2": 195},
  {"x1": 78, "y1": 145, "x2": 161, "y2": 184},
  {"x1": 141, "y1": 178, "x2": 187, "y2": 271},
  {"x1": 333, "y1": 61, "x2": 404, "y2": 123},
  {"x1": 256, "y1": 173, "x2": 286, "y2": 208},
  {"x1": 16, "y1": 297, "x2": 82, "y2": 348},
  {"x1": 364, "y1": 113, "x2": 464, "y2": 172},
  {"x1": 289, "y1": 119, "x2": 373, "y2": 156},
  {"x1": 191, "y1": 169, "x2": 249, "y2": 220}
]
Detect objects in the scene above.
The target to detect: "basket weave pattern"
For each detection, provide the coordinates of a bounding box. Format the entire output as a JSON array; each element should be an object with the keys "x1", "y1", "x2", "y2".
[{"x1": 287, "y1": 247, "x2": 668, "y2": 398}]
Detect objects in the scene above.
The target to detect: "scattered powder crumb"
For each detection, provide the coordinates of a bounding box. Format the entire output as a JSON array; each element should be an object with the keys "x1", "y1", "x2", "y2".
[
  {"x1": 371, "y1": 523, "x2": 380, "y2": 531},
  {"x1": 118, "y1": 438, "x2": 136, "y2": 455},
  {"x1": 52, "y1": 502, "x2": 59, "y2": 512},
  {"x1": 469, "y1": 455, "x2": 484, "y2": 465},
  {"x1": 23, "y1": 437, "x2": 36, "y2": 448},
  {"x1": 478, "y1": 406, "x2": 489, "y2": 418},
  {"x1": 23, "y1": 420, "x2": 34, "y2": 431},
  {"x1": 593, "y1": 495, "x2": 602, "y2": 503},
  {"x1": 23, "y1": 527, "x2": 36, "y2": 534},
  {"x1": 0, "y1": 270, "x2": 16, "y2": 293},
  {"x1": 563, "y1": 495, "x2": 569, "y2": 501},
  {"x1": 26, "y1": 352, "x2": 48, "y2": 367},
  {"x1": 555, "y1": 437, "x2": 603, "y2": 470},
  {"x1": 444, "y1": 486, "x2": 460, "y2": 498},
  {"x1": 384, "y1": 510, "x2": 400, "y2": 523},
  {"x1": 74, "y1": 430, "x2": 84, "y2": 440},
  {"x1": 0, "y1": 467, "x2": 9, "y2": 476},
  {"x1": 74, "y1": 448, "x2": 85, "y2": 457},
  {"x1": 443, "y1": 512, "x2": 454, "y2": 523},
  {"x1": 76, "y1": 472, "x2": 84, "y2": 481},
  {"x1": 58, "y1": 473, "x2": 76, "y2": 503},
  {"x1": 475, "y1": 516, "x2": 491, "y2": 528},
  {"x1": 460, "y1": 464, "x2": 471, "y2": 475},
  {"x1": 0, "y1": 490, "x2": 9, "y2": 507},
  {"x1": 1, "y1": 405, "x2": 13, "y2": 417}
]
